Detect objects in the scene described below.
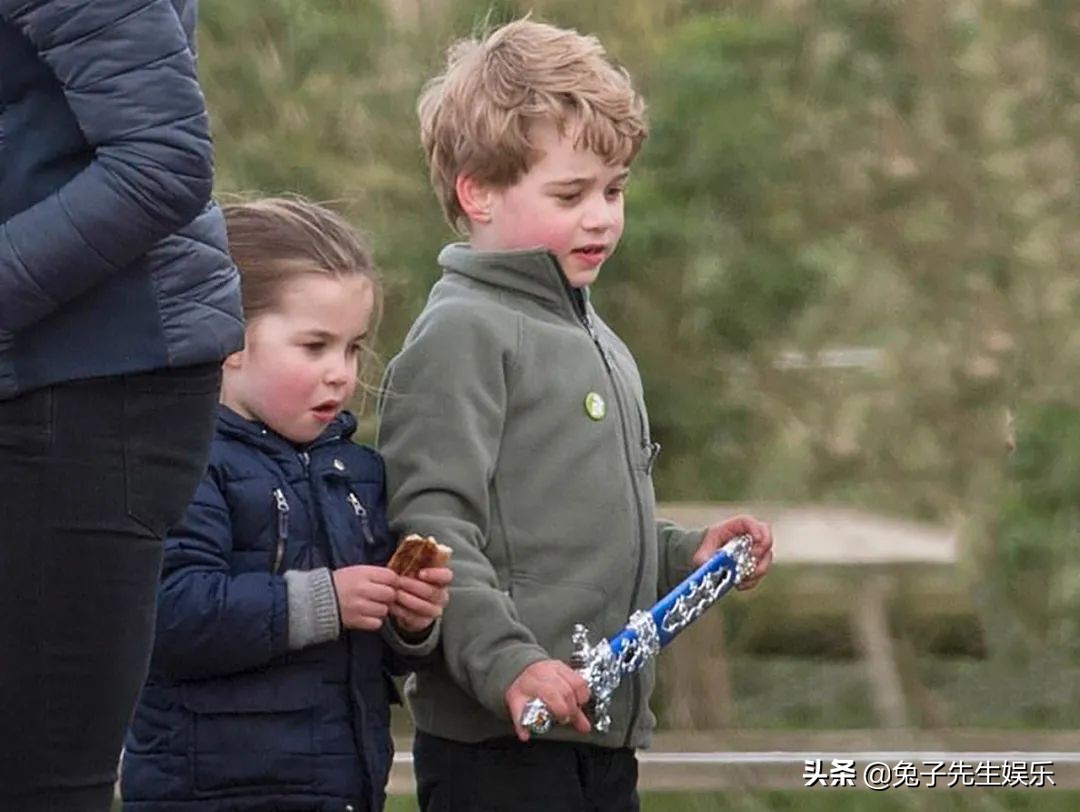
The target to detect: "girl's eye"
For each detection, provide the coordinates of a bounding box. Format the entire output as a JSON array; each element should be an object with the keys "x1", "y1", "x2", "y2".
[
  {"x1": 555, "y1": 192, "x2": 580, "y2": 204},
  {"x1": 303, "y1": 342, "x2": 326, "y2": 353},
  {"x1": 347, "y1": 342, "x2": 363, "y2": 356},
  {"x1": 605, "y1": 186, "x2": 625, "y2": 200}
]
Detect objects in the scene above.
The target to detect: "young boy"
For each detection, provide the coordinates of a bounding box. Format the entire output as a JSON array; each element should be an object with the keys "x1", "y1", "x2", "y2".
[{"x1": 378, "y1": 18, "x2": 774, "y2": 811}]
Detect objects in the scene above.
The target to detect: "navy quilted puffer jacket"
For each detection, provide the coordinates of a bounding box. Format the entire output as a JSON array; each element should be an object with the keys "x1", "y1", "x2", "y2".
[
  {"x1": 122, "y1": 407, "x2": 421, "y2": 811},
  {"x1": 0, "y1": 0, "x2": 243, "y2": 398}
]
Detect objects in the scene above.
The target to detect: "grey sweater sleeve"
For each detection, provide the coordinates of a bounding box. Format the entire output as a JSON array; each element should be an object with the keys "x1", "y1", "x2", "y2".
[
  {"x1": 283, "y1": 568, "x2": 342, "y2": 650},
  {"x1": 382, "y1": 616, "x2": 442, "y2": 658},
  {"x1": 657, "y1": 520, "x2": 706, "y2": 594}
]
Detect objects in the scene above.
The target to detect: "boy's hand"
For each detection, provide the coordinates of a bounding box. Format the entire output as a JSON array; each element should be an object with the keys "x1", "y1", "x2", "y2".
[
  {"x1": 505, "y1": 660, "x2": 591, "y2": 742},
  {"x1": 331, "y1": 565, "x2": 399, "y2": 631},
  {"x1": 391, "y1": 566, "x2": 453, "y2": 634},
  {"x1": 692, "y1": 514, "x2": 774, "y2": 591}
]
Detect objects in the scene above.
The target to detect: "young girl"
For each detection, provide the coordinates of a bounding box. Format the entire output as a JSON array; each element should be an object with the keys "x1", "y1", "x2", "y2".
[{"x1": 121, "y1": 198, "x2": 451, "y2": 812}]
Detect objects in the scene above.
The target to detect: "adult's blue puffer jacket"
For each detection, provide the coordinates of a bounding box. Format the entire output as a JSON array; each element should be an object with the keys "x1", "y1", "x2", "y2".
[
  {"x1": 0, "y1": 0, "x2": 243, "y2": 399},
  {"x1": 122, "y1": 407, "x2": 423, "y2": 812}
]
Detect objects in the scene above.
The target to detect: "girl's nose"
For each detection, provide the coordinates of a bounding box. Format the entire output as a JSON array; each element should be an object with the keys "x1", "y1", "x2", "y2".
[{"x1": 325, "y1": 357, "x2": 351, "y2": 386}]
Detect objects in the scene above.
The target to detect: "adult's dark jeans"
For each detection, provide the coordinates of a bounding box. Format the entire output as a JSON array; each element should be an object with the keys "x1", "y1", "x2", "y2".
[
  {"x1": 0, "y1": 364, "x2": 221, "y2": 812},
  {"x1": 414, "y1": 731, "x2": 641, "y2": 812}
]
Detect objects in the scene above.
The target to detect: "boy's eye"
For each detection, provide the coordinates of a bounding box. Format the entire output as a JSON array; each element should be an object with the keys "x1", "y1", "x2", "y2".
[
  {"x1": 302, "y1": 341, "x2": 326, "y2": 353},
  {"x1": 605, "y1": 185, "x2": 625, "y2": 200},
  {"x1": 347, "y1": 342, "x2": 363, "y2": 356},
  {"x1": 554, "y1": 192, "x2": 581, "y2": 203}
]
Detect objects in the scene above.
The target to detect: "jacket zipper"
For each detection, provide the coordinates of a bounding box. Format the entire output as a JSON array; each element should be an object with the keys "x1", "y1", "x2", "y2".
[
  {"x1": 579, "y1": 304, "x2": 649, "y2": 748},
  {"x1": 639, "y1": 406, "x2": 662, "y2": 476},
  {"x1": 271, "y1": 487, "x2": 290, "y2": 574},
  {"x1": 347, "y1": 492, "x2": 376, "y2": 546},
  {"x1": 581, "y1": 308, "x2": 614, "y2": 372},
  {"x1": 588, "y1": 308, "x2": 662, "y2": 475}
]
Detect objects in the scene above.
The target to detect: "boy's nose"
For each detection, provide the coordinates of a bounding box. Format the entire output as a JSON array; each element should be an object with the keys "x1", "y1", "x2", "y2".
[{"x1": 582, "y1": 198, "x2": 617, "y2": 231}]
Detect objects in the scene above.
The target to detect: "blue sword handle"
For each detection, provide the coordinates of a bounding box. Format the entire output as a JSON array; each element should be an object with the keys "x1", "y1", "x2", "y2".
[{"x1": 520, "y1": 534, "x2": 756, "y2": 736}]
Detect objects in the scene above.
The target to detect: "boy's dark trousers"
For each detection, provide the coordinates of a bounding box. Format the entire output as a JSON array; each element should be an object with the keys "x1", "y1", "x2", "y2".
[
  {"x1": 0, "y1": 364, "x2": 221, "y2": 812},
  {"x1": 414, "y1": 730, "x2": 641, "y2": 812}
]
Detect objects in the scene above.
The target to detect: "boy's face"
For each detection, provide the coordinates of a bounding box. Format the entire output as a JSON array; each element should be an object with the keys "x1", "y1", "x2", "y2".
[
  {"x1": 222, "y1": 273, "x2": 373, "y2": 444},
  {"x1": 468, "y1": 120, "x2": 628, "y2": 288}
]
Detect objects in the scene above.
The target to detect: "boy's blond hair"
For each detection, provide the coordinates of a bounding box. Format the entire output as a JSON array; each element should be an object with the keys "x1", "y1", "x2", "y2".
[{"x1": 418, "y1": 18, "x2": 648, "y2": 231}]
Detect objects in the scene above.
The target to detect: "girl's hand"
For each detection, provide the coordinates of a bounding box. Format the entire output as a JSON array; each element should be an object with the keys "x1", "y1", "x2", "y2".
[
  {"x1": 331, "y1": 565, "x2": 399, "y2": 631},
  {"x1": 390, "y1": 567, "x2": 452, "y2": 634}
]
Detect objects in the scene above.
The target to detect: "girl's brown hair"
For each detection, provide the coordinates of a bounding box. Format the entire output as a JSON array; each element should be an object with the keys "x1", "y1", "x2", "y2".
[{"x1": 223, "y1": 197, "x2": 383, "y2": 402}]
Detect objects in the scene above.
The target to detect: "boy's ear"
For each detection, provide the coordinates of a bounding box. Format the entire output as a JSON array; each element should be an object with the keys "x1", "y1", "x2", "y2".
[{"x1": 455, "y1": 173, "x2": 494, "y2": 224}]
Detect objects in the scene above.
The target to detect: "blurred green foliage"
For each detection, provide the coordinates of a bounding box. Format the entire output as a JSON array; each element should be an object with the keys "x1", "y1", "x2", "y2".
[{"x1": 195, "y1": 0, "x2": 1080, "y2": 682}]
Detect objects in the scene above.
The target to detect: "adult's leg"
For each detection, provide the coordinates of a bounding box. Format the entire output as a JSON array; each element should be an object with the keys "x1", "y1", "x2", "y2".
[{"x1": 0, "y1": 364, "x2": 220, "y2": 811}]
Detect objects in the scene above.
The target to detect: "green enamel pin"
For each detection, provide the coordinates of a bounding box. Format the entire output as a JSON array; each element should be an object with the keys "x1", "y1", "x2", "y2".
[{"x1": 584, "y1": 392, "x2": 606, "y2": 421}]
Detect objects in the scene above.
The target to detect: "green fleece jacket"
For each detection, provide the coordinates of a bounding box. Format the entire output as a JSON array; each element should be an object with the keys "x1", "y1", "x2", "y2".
[{"x1": 377, "y1": 244, "x2": 705, "y2": 749}]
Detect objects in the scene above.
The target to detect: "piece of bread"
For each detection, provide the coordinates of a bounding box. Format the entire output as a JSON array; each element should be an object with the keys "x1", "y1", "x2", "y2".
[{"x1": 387, "y1": 534, "x2": 452, "y2": 578}]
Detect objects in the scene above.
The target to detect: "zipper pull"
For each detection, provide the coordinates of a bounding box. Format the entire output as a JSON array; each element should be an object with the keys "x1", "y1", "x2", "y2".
[
  {"x1": 645, "y1": 442, "x2": 662, "y2": 476},
  {"x1": 298, "y1": 451, "x2": 311, "y2": 471},
  {"x1": 348, "y1": 492, "x2": 376, "y2": 546},
  {"x1": 271, "y1": 488, "x2": 289, "y2": 574}
]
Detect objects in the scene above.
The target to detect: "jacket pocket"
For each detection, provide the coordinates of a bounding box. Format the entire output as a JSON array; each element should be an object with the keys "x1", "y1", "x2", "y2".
[
  {"x1": 180, "y1": 667, "x2": 320, "y2": 793},
  {"x1": 510, "y1": 575, "x2": 607, "y2": 663},
  {"x1": 122, "y1": 364, "x2": 220, "y2": 537}
]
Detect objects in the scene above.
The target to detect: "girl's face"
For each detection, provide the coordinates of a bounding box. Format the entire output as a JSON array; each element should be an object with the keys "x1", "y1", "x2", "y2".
[{"x1": 222, "y1": 273, "x2": 375, "y2": 444}]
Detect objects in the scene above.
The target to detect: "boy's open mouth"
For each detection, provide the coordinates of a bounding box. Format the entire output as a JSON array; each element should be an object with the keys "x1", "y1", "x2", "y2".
[
  {"x1": 571, "y1": 245, "x2": 609, "y2": 267},
  {"x1": 573, "y1": 245, "x2": 606, "y2": 257}
]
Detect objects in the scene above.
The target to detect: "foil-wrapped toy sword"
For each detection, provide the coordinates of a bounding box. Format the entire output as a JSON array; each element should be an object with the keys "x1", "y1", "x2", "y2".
[{"x1": 520, "y1": 533, "x2": 757, "y2": 736}]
